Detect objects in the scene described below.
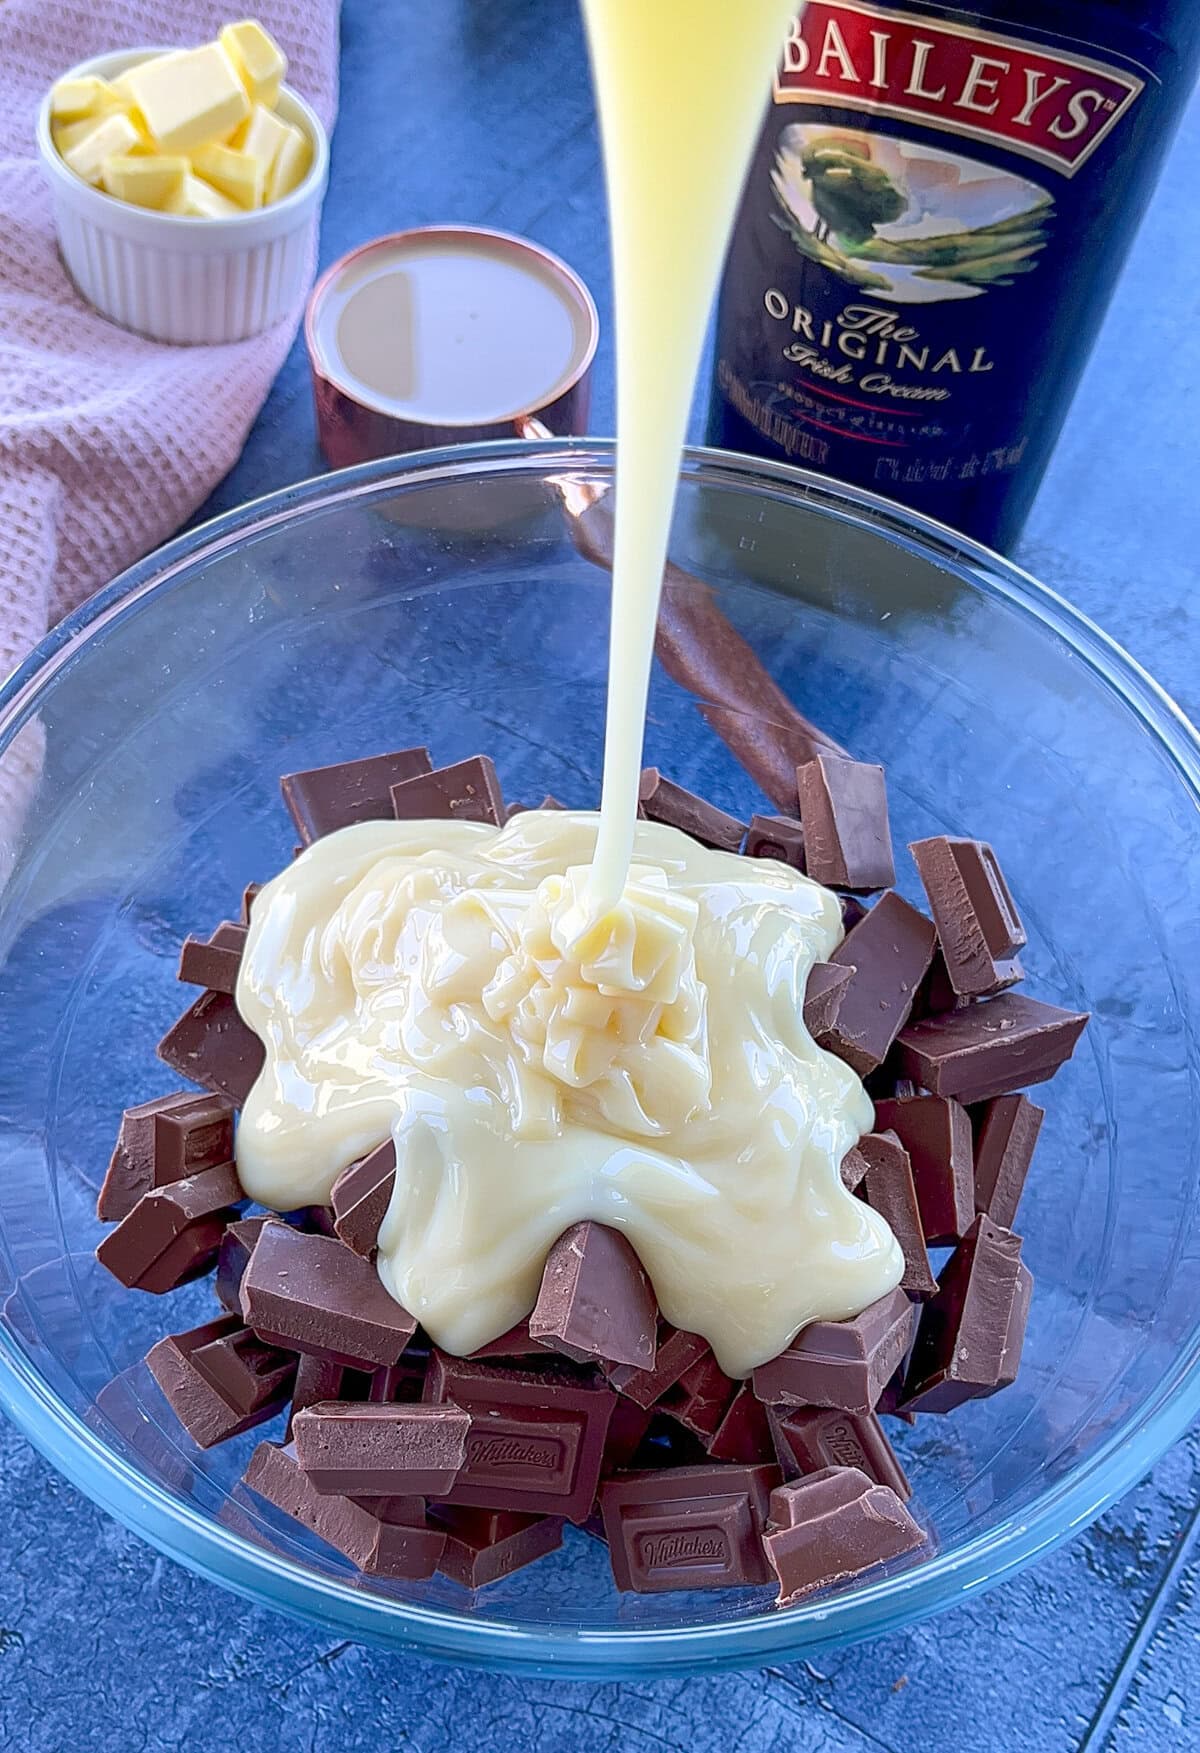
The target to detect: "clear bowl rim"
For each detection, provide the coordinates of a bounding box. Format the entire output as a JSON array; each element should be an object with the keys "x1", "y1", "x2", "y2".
[{"x1": 2, "y1": 437, "x2": 1199, "y2": 1674}]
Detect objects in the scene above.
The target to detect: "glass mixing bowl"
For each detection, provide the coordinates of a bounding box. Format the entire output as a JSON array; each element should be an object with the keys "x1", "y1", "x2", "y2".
[{"x1": 0, "y1": 440, "x2": 1197, "y2": 1676}]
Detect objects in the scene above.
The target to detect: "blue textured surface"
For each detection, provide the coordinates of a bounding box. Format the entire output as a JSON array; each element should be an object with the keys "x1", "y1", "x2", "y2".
[{"x1": 2, "y1": 1, "x2": 1199, "y2": 1747}]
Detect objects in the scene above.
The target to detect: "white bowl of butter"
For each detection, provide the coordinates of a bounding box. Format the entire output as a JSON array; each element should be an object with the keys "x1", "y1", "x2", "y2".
[{"x1": 36, "y1": 24, "x2": 329, "y2": 345}]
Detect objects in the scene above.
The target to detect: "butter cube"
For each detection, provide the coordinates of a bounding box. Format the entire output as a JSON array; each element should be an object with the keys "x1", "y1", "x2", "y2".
[
  {"x1": 233, "y1": 102, "x2": 292, "y2": 175},
  {"x1": 164, "y1": 172, "x2": 242, "y2": 218},
  {"x1": 50, "y1": 75, "x2": 124, "y2": 123},
  {"x1": 219, "y1": 20, "x2": 288, "y2": 108},
  {"x1": 62, "y1": 111, "x2": 143, "y2": 185},
  {"x1": 190, "y1": 142, "x2": 265, "y2": 209},
  {"x1": 53, "y1": 117, "x2": 107, "y2": 155},
  {"x1": 100, "y1": 154, "x2": 188, "y2": 210},
  {"x1": 266, "y1": 118, "x2": 312, "y2": 202},
  {"x1": 122, "y1": 44, "x2": 250, "y2": 154}
]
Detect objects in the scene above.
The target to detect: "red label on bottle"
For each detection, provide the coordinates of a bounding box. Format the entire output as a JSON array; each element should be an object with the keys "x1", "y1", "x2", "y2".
[{"x1": 775, "y1": 0, "x2": 1143, "y2": 176}]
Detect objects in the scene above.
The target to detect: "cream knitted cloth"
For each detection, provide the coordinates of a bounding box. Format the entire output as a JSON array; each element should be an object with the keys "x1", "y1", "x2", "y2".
[{"x1": 0, "y1": 0, "x2": 339, "y2": 854}]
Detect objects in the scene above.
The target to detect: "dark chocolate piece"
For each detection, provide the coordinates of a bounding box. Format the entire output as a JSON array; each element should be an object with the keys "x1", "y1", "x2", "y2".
[
  {"x1": 874, "y1": 1094, "x2": 974, "y2": 1246},
  {"x1": 244, "y1": 1442, "x2": 445, "y2": 1578},
  {"x1": 768, "y1": 1405, "x2": 910, "y2": 1500},
  {"x1": 910, "y1": 836, "x2": 1026, "y2": 998},
  {"x1": 147, "y1": 1315, "x2": 295, "y2": 1447},
  {"x1": 824, "y1": 894, "x2": 937, "y2": 1075},
  {"x1": 292, "y1": 1400, "x2": 470, "y2": 1495},
  {"x1": 177, "y1": 922, "x2": 247, "y2": 996},
  {"x1": 241, "y1": 1224, "x2": 416, "y2": 1367},
  {"x1": 600, "y1": 1462, "x2": 780, "y2": 1592},
  {"x1": 763, "y1": 1467, "x2": 924, "y2": 1605},
  {"x1": 895, "y1": 994, "x2": 1089, "y2": 1105},
  {"x1": 857, "y1": 1130, "x2": 938, "y2": 1298},
  {"x1": 797, "y1": 756, "x2": 895, "y2": 891},
  {"x1": 638, "y1": 768, "x2": 746, "y2": 853},
  {"x1": 972, "y1": 1093, "x2": 1044, "y2": 1228},
  {"x1": 706, "y1": 1385, "x2": 775, "y2": 1464},
  {"x1": 430, "y1": 1506, "x2": 564, "y2": 1588},
  {"x1": 215, "y1": 1214, "x2": 279, "y2": 1313},
  {"x1": 390, "y1": 754, "x2": 505, "y2": 826},
  {"x1": 98, "y1": 1090, "x2": 236, "y2": 1222},
  {"x1": 158, "y1": 989, "x2": 265, "y2": 1106},
  {"x1": 659, "y1": 1351, "x2": 738, "y2": 1440},
  {"x1": 424, "y1": 1352, "x2": 615, "y2": 1523},
  {"x1": 751, "y1": 1287, "x2": 915, "y2": 1415},
  {"x1": 96, "y1": 1162, "x2": 243, "y2": 1293},
  {"x1": 528, "y1": 1222, "x2": 657, "y2": 1370},
  {"x1": 745, "y1": 813, "x2": 805, "y2": 870},
  {"x1": 804, "y1": 961, "x2": 854, "y2": 1042},
  {"x1": 903, "y1": 1215, "x2": 1033, "y2": 1412},
  {"x1": 281, "y1": 746, "x2": 434, "y2": 844},
  {"x1": 330, "y1": 1140, "x2": 396, "y2": 1258},
  {"x1": 606, "y1": 1324, "x2": 711, "y2": 1408}
]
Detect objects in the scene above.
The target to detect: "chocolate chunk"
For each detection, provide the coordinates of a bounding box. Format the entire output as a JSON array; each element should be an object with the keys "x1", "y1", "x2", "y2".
[
  {"x1": 425, "y1": 1352, "x2": 615, "y2": 1523},
  {"x1": 874, "y1": 1094, "x2": 974, "y2": 1245},
  {"x1": 972, "y1": 1093, "x2": 1044, "y2": 1228},
  {"x1": 367, "y1": 1352, "x2": 429, "y2": 1403},
  {"x1": 797, "y1": 756, "x2": 894, "y2": 891},
  {"x1": 288, "y1": 1204, "x2": 338, "y2": 1237},
  {"x1": 330, "y1": 1140, "x2": 396, "y2": 1257},
  {"x1": 158, "y1": 989, "x2": 265, "y2": 1106},
  {"x1": 98, "y1": 1090, "x2": 236, "y2": 1223},
  {"x1": 430, "y1": 1506, "x2": 564, "y2": 1588},
  {"x1": 767, "y1": 1405, "x2": 910, "y2": 1500},
  {"x1": 823, "y1": 894, "x2": 937, "y2": 1075},
  {"x1": 241, "y1": 882, "x2": 262, "y2": 924},
  {"x1": 244, "y1": 1442, "x2": 445, "y2": 1578},
  {"x1": 763, "y1": 1467, "x2": 924, "y2": 1605},
  {"x1": 637, "y1": 768, "x2": 746, "y2": 852},
  {"x1": 177, "y1": 922, "x2": 247, "y2": 996},
  {"x1": 281, "y1": 746, "x2": 434, "y2": 844},
  {"x1": 290, "y1": 1355, "x2": 362, "y2": 1424},
  {"x1": 911, "y1": 836, "x2": 1026, "y2": 998},
  {"x1": 856, "y1": 1130, "x2": 938, "y2": 1297},
  {"x1": 745, "y1": 813, "x2": 805, "y2": 870},
  {"x1": 390, "y1": 754, "x2": 505, "y2": 826},
  {"x1": 96, "y1": 1162, "x2": 243, "y2": 1293},
  {"x1": 600, "y1": 1462, "x2": 780, "y2": 1591},
  {"x1": 895, "y1": 993, "x2": 1089, "y2": 1104},
  {"x1": 706, "y1": 1386, "x2": 775, "y2": 1464},
  {"x1": 751, "y1": 1288, "x2": 915, "y2": 1415},
  {"x1": 658, "y1": 1351, "x2": 738, "y2": 1440},
  {"x1": 215, "y1": 1214, "x2": 279, "y2": 1313},
  {"x1": 605, "y1": 1325, "x2": 711, "y2": 1408},
  {"x1": 292, "y1": 1400, "x2": 470, "y2": 1495},
  {"x1": 804, "y1": 961, "x2": 854, "y2": 1042},
  {"x1": 147, "y1": 1315, "x2": 295, "y2": 1447},
  {"x1": 839, "y1": 1144, "x2": 870, "y2": 1192},
  {"x1": 468, "y1": 1319, "x2": 549, "y2": 1359},
  {"x1": 603, "y1": 1397, "x2": 656, "y2": 1471},
  {"x1": 840, "y1": 894, "x2": 869, "y2": 933},
  {"x1": 528, "y1": 1222, "x2": 657, "y2": 1370},
  {"x1": 903, "y1": 1216, "x2": 1033, "y2": 1412},
  {"x1": 241, "y1": 1224, "x2": 416, "y2": 1367},
  {"x1": 913, "y1": 947, "x2": 970, "y2": 1018}
]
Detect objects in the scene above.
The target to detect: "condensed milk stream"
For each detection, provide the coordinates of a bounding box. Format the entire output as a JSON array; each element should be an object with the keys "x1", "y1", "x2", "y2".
[{"x1": 234, "y1": 0, "x2": 903, "y2": 1376}]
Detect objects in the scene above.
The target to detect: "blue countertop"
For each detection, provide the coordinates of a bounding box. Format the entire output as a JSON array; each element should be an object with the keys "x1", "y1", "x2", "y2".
[{"x1": 2, "y1": 3, "x2": 1199, "y2": 1748}]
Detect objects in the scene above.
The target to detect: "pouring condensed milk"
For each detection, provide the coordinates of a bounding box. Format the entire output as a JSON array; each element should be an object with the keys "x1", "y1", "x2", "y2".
[{"x1": 235, "y1": 0, "x2": 903, "y2": 1377}]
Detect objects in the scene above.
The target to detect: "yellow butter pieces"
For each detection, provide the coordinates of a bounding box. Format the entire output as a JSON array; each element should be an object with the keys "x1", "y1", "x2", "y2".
[
  {"x1": 62, "y1": 112, "x2": 143, "y2": 186},
  {"x1": 191, "y1": 143, "x2": 265, "y2": 210},
  {"x1": 50, "y1": 75, "x2": 125, "y2": 123},
  {"x1": 220, "y1": 20, "x2": 288, "y2": 107},
  {"x1": 267, "y1": 119, "x2": 311, "y2": 202},
  {"x1": 100, "y1": 155, "x2": 188, "y2": 211},
  {"x1": 164, "y1": 173, "x2": 242, "y2": 219},
  {"x1": 121, "y1": 44, "x2": 250, "y2": 155}
]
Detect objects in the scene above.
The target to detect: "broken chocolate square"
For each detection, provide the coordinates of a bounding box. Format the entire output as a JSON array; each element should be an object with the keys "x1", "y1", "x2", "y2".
[
  {"x1": 241, "y1": 1224, "x2": 416, "y2": 1367},
  {"x1": 98, "y1": 1090, "x2": 236, "y2": 1223},
  {"x1": 147, "y1": 1314, "x2": 295, "y2": 1447},
  {"x1": 873, "y1": 1093, "x2": 974, "y2": 1246},
  {"x1": 330, "y1": 1140, "x2": 396, "y2": 1258},
  {"x1": 903, "y1": 1215, "x2": 1033, "y2": 1412},
  {"x1": 804, "y1": 962, "x2": 854, "y2": 1042},
  {"x1": 158, "y1": 990, "x2": 265, "y2": 1106},
  {"x1": 96, "y1": 1161, "x2": 243, "y2": 1293},
  {"x1": 244, "y1": 1441, "x2": 445, "y2": 1578},
  {"x1": 767, "y1": 1405, "x2": 910, "y2": 1500},
  {"x1": 177, "y1": 922, "x2": 248, "y2": 996},
  {"x1": 895, "y1": 993, "x2": 1088, "y2": 1105},
  {"x1": 856, "y1": 1130, "x2": 938, "y2": 1298},
  {"x1": 823, "y1": 893, "x2": 937, "y2": 1076},
  {"x1": 763, "y1": 1466, "x2": 924, "y2": 1605},
  {"x1": 971, "y1": 1093, "x2": 1044, "y2": 1229},
  {"x1": 751, "y1": 1288, "x2": 915, "y2": 1416},
  {"x1": 292, "y1": 1400, "x2": 470, "y2": 1495},
  {"x1": 281, "y1": 746, "x2": 434, "y2": 844},
  {"x1": 390, "y1": 754, "x2": 505, "y2": 826},
  {"x1": 429, "y1": 1506, "x2": 564, "y2": 1588},
  {"x1": 528, "y1": 1222, "x2": 657, "y2": 1370},
  {"x1": 797, "y1": 756, "x2": 895, "y2": 891},
  {"x1": 637, "y1": 768, "x2": 746, "y2": 852},
  {"x1": 744, "y1": 813, "x2": 805, "y2": 870},
  {"x1": 910, "y1": 836, "x2": 1026, "y2": 998},
  {"x1": 600, "y1": 1462, "x2": 779, "y2": 1591}
]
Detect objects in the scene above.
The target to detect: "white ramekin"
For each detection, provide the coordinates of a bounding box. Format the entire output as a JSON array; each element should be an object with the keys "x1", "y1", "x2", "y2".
[{"x1": 35, "y1": 46, "x2": 329, "y2": 345}]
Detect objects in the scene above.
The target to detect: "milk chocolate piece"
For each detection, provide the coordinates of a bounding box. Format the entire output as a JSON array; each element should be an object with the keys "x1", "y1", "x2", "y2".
[
  {"x1": 707, "y1": 1385, "x2": 775, "y2": 1464},
  {"x1": 874, "y1": 1094, "x2": 974, "y2": 1245},
  {"x1": 147, "y1": 1315, "x2": 295, "y2": 1447},
  {"x1": 244, "y1": 1442, "x2": 445, "y2": 1578},
  {"x1": 763, "y1": 1467, "x2": 924, "y2": 1605},
  {"x1": 158, "y1": 989, "x2": 265, "y2": 1106},
  {"x1": 605, "y1": 1324, "x2": 712, "y2": 1408},
  {"x1": 430, "y1": 1506, "x2": 564, "y2": 1588},
  {"x1": 177, "y1": 922, "x2": 248, "y2": 996},
  {"x1": 600, "y1": 1462, "x2": 779, "y2": 1591},
  {"x1": 367, "y1": 1353, "x2": 429, "y2": 1403},
  {"x1": 390, "y1": 754, "x2": 505, "y2": 826},
  {"x1": 972, "y1": 1094, "x2": 1044, "y2": 1228},
  {"x1": 215, "y1": 1214, "x2": 279, "y2": 1313},
  {"x1": 895, "y1": 993, "x2": 1088, "y2": 1104},
  {"x1": 96, "y1": 1161, "x2": 243, "y2": 1293},
  {"x1": 659, "y1": 1351, "x2": 738, "y2": 1440},
  {"x1": 804, "y1": 962, "x2": 854, "y2": 1042},
  {"x1": 824, "y1": 894, "x2": 937, "y2": 1075},
  {"x1": 857, "y1": 1130, "x2": 938, "y2": 1297},
  {"x1": 241, "y1": 882, "x2": 262, "y2": 923},
  {"x1": 281, "y1": 746, "x2": 434, "y2": 844},
  {"x1": 797, "y1": 756, "x2": 895, "y2": 891},
  {"x1": 914, "y1": 948, "x2": 970, "y2": 1018},
  {"x1": 290, "y1": 1355, "x2": 361, "y2": 1424},
  {"x1": 745, "y1": 813, "x2": 805, "y2": 870},
  {"x1": 292, "y1": 1400, "x2": 470, "y2": 1495},
  {"x1": 840, "y1": 894, "x2": 869, "y2": 933},
  {"x1": 638, "y1": 768, "x2": 746, "y2": 852},
  {"x1": 468, "y1": 1320, "x2": 548, "y2": 1359},
  {"x1": 839, "y1": 1145, "x2": 869, "y2": 1192},
  {"x1": 330, "y1": 1140, "x2": 396, "y2": 1257},
  {"x1": 768, "y1": 1405, "x2": 910, "y2": 1500},
  {"x1": 751, "y1": 1288, "x2": 915, "y2": 1415},
  {"x1": 98, "y1": 1090, "x2": 236, "y2": 1222},
  {"x1": 911, "y1": 836, "x2": 1026, "y2": 998},
  {"x1": 603, "y1": 1397, "x2": 656, "y2": 1470},
  {"x1": 903, "y1": 1215, "x2": 1033, "y2": 1412},
  {"x1": 528, "y1": 1222, "x2": 657, "y2": 1370},
  {"x1": 425, "y1": 1352, "x2": 615, "y2": 1522},
  {"x1": 241, "y1": 1224, "x2": 416, "y2": 1367}
]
